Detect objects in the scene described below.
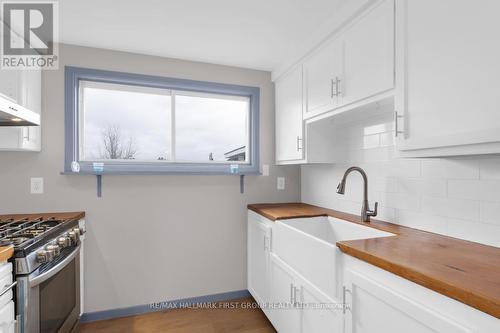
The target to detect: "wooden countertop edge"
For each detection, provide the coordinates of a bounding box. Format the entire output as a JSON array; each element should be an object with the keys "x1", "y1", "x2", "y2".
[
  {"x1": 0, "y1": 211, "x2": 85, "y2": 221},
  {"x1": 0, "y1": 246, "x2": 14, "y2": 262},
  {"x1": 336, "y1": 242, "x2": 500, "y2": 319}
]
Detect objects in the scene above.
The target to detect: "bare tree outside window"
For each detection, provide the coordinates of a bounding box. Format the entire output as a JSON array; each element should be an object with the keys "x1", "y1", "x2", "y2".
[{"x1": 100, "y1": 124, "x2": 138, "y2": 159}]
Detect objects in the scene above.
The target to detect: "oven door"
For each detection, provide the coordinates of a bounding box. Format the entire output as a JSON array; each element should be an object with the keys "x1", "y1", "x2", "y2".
[{"x1": 18, "y1": 245, "x2": 81, "y2": 333}]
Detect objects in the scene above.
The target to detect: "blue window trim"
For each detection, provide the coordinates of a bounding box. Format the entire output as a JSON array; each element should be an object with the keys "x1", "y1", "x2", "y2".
[{"x1": 64, "y1": 66, "x2": 260, "y2": 175}]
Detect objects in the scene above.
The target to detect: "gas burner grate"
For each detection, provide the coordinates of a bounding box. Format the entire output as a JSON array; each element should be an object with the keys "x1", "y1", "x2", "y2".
[{"x1": 0, "y1": 217, "x2": 66, "y2": 249}]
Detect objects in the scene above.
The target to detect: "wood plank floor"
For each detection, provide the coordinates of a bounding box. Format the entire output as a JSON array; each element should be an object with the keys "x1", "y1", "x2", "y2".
[{"x1": 79, "y1": 297, "x2": 276, "y2": 333}]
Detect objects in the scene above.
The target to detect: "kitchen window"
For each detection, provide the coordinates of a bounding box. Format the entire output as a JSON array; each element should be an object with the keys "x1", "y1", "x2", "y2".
[{"x1": 65, "y1": 67, "x2": 259, "y2": 174}]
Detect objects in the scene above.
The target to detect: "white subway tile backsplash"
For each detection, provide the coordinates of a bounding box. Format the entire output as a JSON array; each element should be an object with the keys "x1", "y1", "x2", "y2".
[
  {"x1": 448, "y1": 180, "x2": 500, "y2": 201},
  {"x1": 480, "y1": 202, "x2": 500, "y2": 225},
  {"x1": 397, "y1": 210, "x2": 448, "y2": 234},
  {"x1": 421, "y1": 196, "x2": 479, "y2": 221},
  {"x1": 377, "y1": 192, "x2": 420, "y2": 211},
  {"x1": 301, "y1": 116, "x2": 499, "y2": 247},
  {"x1": 376, "y1": 205, "x2": 397, "y2": 221},
  {"x1": 374, "y1": 177, "x2": 398, "y2": 193},
  {"x1": 379, "y1": 132, "x2": 395, "y2": 147},
  {"x1": 398, "y1": 178, "x2": 447, "y2": 197},
  {"x1": 422, "y1": 159, "x2": 480, "y2": 180},
  {"x1": 446, "y1": 219, "x2": 500, "y2": 248},
  {"x1": 447, "y1": 180, "x2": 482, "y2": 200},
  {"x1": 363, "y1": 134, "x2": 380, "y2": 149},
  {"x1": 479, "y1": 157, "x2": 500, "y2": 180},
  {"x1": 375, "y1": 160, "x2": 421, "y2": 178}
]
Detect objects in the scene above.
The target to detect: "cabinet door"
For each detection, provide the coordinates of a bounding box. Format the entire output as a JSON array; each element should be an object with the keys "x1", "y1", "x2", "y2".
[
  {"x1": 342, "y1": 0, "x2": 394, "y2": 106},
  {"x1": 303, "y1": 37, "x2": 343, "y2": 119},
  {"x1": 247, "y1": 217, "x2": 271, "y2": 304},
  {"x1": 275, "y1": 66, "x2": 304, "y2": 162},
  {"x1": 0, "y1": 300, "x2": 15, "y2": 333},
  {"x1": 296, "y1": 274, "x2": 343, "y2": 333},
  {"x1": 396, "y1": 0, "x2": 500, "y2": 152},
  {"x1": 269, "y1": 254, "x2": 300, "y2": 333},
  {"x1": 344, "y1": 270, "x2": 472, "y2": 333}
]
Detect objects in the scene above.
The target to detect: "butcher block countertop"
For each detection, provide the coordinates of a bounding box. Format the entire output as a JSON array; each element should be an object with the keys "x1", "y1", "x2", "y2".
[
  {"x1": 0, "y1": 211, "x2": 85, "y2": 222},
  {"x1": 0, "y1": 246, "x2": 13, "y2": 262},
  {"x1": 248, "y1": 203, "x2": 500, "y2": 319}
]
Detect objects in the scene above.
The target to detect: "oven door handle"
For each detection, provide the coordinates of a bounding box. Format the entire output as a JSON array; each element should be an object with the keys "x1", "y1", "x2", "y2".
[{"x1": 29, "y1": 245, "x2": 81, "y2": 288}]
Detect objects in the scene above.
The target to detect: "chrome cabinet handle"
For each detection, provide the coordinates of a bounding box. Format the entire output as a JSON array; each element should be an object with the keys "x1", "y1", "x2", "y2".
[
  {"x1": 331, "y1": 77, "x2": 341, "y2": 97},
  {"x1": 290, "y1": 283, "x2": 294, "y2": 304},
  {"x1": 0, "y1": 281, "x2": 17, "y2": 297},
  {"x1": 293, "y1": 286, "x2": 300, "y2": 306},
  {"x1": 394, "y1": 111, "x2": 404, "y2": 137},
  {"x1": 343, "y1": 286, "x2": 352, "y2": 314},
  {"x1": 296, "y1": 136, "x2": 302, "y2": 151}
]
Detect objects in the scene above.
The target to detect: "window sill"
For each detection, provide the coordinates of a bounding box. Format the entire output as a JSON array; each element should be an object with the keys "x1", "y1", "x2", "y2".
[{"x1": 60, "y1": 170, "x2": 262, "y2": 176}]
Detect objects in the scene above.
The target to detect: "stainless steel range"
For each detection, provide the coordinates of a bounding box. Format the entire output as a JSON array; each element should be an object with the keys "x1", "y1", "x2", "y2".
[{"x1": 0, "y1": 214, "x2": 85, "y2": 333}]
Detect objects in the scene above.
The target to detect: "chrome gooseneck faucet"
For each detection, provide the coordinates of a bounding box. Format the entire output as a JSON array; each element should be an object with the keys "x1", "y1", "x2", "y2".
[{"x1": 337, "y1": 166, "x2": 378, "y2": 222}]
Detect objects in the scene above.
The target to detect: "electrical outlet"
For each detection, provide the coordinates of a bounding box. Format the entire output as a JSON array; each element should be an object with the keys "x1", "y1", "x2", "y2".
[
  {"x1": 31, "y1": 177, "x2": 44, "y2": 194},
  {"x1": 261, "y1": 164, "x2": 270, "y2": 176},
  {"x1": 277, "y1": 177, "x2": 285, "y2": 190}
]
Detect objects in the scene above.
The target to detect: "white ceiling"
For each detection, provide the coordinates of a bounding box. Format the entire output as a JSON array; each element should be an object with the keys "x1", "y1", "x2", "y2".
[{"x1": 59, "y1": 0, "x2": 346, "y2": 71}]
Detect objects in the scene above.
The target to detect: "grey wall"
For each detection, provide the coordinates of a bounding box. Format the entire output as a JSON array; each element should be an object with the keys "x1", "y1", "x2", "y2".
[{"x1": 0, "y1": 44, "x2": 300, "y2": 313}]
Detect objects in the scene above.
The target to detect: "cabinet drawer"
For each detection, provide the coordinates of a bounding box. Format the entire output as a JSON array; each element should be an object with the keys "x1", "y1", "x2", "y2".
[{"x1": 0, "y1": 300, "x2": 15, "y2": 333}]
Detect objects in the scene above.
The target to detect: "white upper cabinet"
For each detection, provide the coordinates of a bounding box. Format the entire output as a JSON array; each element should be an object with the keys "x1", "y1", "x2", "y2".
[
  {"x1": 395, "y1": 0, "x2": 500, "y2": 156},
  {"x1": 342, "y1": 0, "x2": 394, "y2": 106},
  {"x1": 303, "y1": 37, "x2": 343, "y2": 119},
  {"x1": 300, "y1": 0, "x2": 394, "y2": 120},
  {"x1": 0, "y1": 68, "x2": 41, "y2": 151},
  {"x1": 275, "y1": 65, "x2": 304, "y2": 163}
]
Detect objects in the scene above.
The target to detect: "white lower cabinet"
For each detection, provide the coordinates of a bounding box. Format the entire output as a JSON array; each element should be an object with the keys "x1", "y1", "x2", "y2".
[
  {"x1": 344, "y1": 269, "x2": 472, "y2": 333},
  {"x1": 269, "y1": 254, "x2": 300, "y2": 333},
  {"x1": 247, "y1": 213, "x2": 272, "y2": 305},
  {"x1": 0, "y1": 262, "x2": 15, "y2": 333},
  {"x1": 0, "y1": 301, "x2": 15, "y2": 333},
  {"x1": 269, "y1": 254, "x2": 342, "y2": 333},
  {"x1": 248, "y1": 212, "x2": 500, "y2": 333}
]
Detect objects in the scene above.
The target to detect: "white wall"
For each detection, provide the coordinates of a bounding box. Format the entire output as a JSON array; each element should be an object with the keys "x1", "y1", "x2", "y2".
[
  {"x1": 302, "y1": 109, "x2": 500, "y2": 248},
  {"x1": 0, "y1": 44, "x2": 301, "y2": 313}
]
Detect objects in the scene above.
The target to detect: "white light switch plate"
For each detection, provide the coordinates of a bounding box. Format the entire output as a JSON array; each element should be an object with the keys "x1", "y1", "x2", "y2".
[
  {"x1": 31, "y1": 177, "x2": 44, "y2": 194},
  {"x1": 277, "y1": 177, "x2": 285, "y2": 190}
]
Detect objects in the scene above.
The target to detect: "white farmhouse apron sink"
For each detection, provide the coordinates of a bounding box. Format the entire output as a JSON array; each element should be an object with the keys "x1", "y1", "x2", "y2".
[{"x1": 272, "y1": 216, "x2": 395, "y2": 299}]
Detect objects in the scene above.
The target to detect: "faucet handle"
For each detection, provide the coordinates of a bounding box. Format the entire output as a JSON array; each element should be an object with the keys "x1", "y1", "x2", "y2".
[{"x1": 368, "y1": 202, "x2": 378, "y2": 218}]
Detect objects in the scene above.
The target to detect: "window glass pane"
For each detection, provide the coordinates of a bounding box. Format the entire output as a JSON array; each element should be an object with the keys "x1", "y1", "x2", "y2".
[
  {"x1": 175, "y1": 93, "x2": 249, "y2": 163},
  {"x1": 80, "y1": 81, "x2": 171, "y2": 161}
]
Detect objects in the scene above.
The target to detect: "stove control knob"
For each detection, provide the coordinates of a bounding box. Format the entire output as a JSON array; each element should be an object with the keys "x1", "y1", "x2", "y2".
[
  {"x1": 68, "y1": 231, "x2": 78, "y2": 245},
  {"x1": 73, "y1": 227, "x2": 81, "y2": 238},
  {"x1": 36, "y1": 250, "x2": 49, "y2": 264},
  {"x1": 57, "y1": 236, "x2": 71, "y2": 248},
  {"x1": 46, "y1": 244, "x2": 60, "y2": 258}
]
